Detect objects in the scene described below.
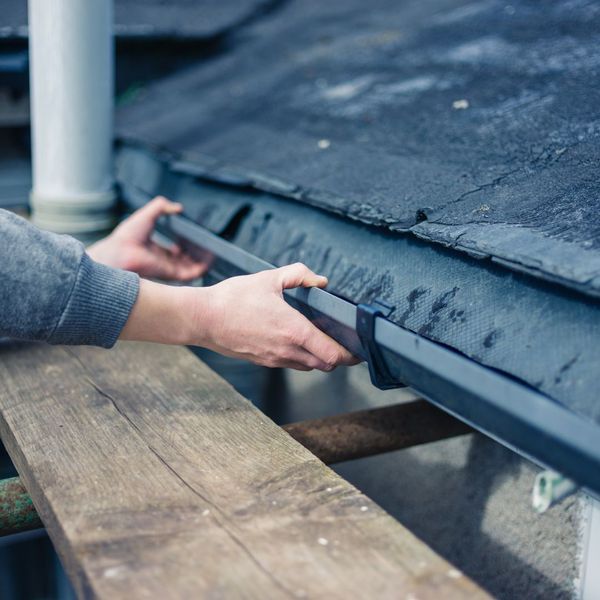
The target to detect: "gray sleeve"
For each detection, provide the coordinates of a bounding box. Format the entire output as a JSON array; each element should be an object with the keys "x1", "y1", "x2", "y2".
[{"x1": 0, "y1": 209, "x2": 139, "y2": 348}]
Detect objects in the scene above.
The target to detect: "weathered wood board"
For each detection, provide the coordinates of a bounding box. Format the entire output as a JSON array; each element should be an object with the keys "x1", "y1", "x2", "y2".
[{"x1": 0, "y1": 342, "x2": 488, "y2": 599}]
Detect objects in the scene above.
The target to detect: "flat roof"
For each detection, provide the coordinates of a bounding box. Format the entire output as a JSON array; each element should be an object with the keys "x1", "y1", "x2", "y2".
[{"x1": 117, "y1": 0, "x2": 600, "y2": 298}]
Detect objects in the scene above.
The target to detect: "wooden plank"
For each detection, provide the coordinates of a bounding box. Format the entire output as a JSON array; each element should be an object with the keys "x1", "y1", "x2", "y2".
[{"x1": 0, "y1": 342, "x2": 488, "y2": 599}]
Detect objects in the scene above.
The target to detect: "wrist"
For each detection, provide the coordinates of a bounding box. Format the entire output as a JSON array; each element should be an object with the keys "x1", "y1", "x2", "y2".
[
  {"x1": 180, "y1": 284, "x2": 221, "y2": 348},
  {"x1": 120, "y1": 280, "x2": 203, "y2": 346},
  {"x1": 163, "y1": 285, "x2": 194, "y2": 346}
]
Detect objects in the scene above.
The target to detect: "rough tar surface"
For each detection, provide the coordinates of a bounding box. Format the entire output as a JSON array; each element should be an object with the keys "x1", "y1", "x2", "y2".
[{"x1": 117, "y1": 0, "x2": 600, "y2": 297}]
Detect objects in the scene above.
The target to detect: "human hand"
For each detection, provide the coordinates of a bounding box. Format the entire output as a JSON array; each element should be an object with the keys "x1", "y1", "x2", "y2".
[
  {"x1": 121, "y1": 263, "x2": 360, "y2": 372},
  {"x1": 191, "y1": 263, "x2": 361, "y2": 371},
  {"x1": 88, "y1": 196, "x2": 207, "y2": 281}
]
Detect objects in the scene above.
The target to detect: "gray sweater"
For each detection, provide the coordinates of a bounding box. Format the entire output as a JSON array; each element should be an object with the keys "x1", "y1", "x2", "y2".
[{"x1": 0, "y1": 209, "x2": 139, "y2": 347}]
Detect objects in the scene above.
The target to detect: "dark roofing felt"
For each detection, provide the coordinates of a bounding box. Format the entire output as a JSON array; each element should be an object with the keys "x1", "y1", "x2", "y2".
[
  {"x1": 0, "y1": 0, "x2": 273, "y2": 40},
  {"x1": 117, "y1": 0, "x2": 600, "y2": 298}
]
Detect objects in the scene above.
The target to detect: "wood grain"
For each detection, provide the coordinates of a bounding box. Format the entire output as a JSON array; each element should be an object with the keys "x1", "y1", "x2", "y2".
[{"x1": 0, "y1": 342, "x2": 488, "y2": 599}]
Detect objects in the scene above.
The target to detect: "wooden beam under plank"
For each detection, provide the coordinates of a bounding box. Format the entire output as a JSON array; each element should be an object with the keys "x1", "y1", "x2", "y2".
[{"x1": 0, "y1": 342, "x2": 488, "y2": 599}]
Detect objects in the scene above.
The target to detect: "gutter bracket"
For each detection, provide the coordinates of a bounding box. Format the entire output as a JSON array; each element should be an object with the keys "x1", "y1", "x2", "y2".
[{"x1": 356, "y1": 300, "x2": 400, "y2": 390}]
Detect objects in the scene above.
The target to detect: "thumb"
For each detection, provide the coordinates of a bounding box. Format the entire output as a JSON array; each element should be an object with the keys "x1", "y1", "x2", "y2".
[
  {"x1": 276, "y1": 263, "x2": 328, "y2": 290},
  {"x1": 118, "y1": 196, "x2": 183, "y2": 242}
]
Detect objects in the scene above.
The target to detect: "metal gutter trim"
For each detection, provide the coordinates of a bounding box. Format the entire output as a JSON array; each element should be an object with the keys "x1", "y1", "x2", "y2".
[{"x1": 162, "y1": 213, "x2": 600, "y2": 497}]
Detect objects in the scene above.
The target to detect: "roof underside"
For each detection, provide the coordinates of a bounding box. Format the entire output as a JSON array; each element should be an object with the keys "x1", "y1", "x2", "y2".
[
  {"x1": 117, "y1": 0, "x2": 600, "y2": 297},
  {"x1": 1, "y1": 0, "x2": 274, "y2": 40}
]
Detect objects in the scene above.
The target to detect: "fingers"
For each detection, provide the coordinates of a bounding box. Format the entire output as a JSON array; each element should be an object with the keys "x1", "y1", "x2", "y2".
[
  {"x1": 276, "y1": 263, "x2": 328, "y2": 290},
  {"x1": 269, "y1": 264, "x2": 360, "y2": 370},
  {"x1": 164, "y1": 242, "x2": 182, "y2": 256},
  {"x1": 140, "y1": 196, "x2": 183, "y2": 219},
  {"x1": 200, "y1": 263, "x2": 360, "y2": 373},
  {"x1": 301, "y1": 324, "x2": 360, "y2": 369},
  {"x1": 286, "y1": 312, "x2": 360, "y2": 370},
  {"x1": 282, "y1": 346, "x2": 333, "y2": 371},
  {"x1": 119, "y1": 196, "x2": 184, "y2": 242},
  {"x1": 143, "y1": 245, "x2": 207, "y2": 281},
  {"x1": 270, "y1": 340, "x2": 358, "y2": 373}
]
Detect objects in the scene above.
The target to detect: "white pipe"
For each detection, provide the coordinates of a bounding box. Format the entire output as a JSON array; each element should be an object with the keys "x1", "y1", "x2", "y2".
[{"x1": 28, "y1": 0, "x2": 115, "y2": 234}]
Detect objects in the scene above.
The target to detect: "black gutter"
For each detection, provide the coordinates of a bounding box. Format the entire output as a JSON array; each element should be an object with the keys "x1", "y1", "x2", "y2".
[{"x1": 161, "y1": 213, "x2": 600, "y2": 497}]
